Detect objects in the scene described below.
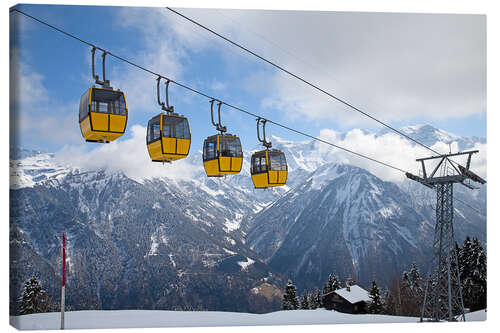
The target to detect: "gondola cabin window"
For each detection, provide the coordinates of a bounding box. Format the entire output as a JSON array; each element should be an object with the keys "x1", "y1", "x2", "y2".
[
  {"x1": 251, "y1": 154, "x2": 267, "y2": 174},
  {"x1": 162, "y1": 116, "x2": 190, "y2": 139},
  {"x1": 203, "y1": 138, "x2": 217, "y2": 160},
  {"x1": 79, "y1": 90, "x2": 90, "y2": 121},
  {"x1": 91, "y1": 89, "x2": 126, "y2": 115},
  {"x1": 174, "y1": 117, "x2": 190, "y2": 139},
  {"x1": 269, "y1": 152, "x2": 287, "y2": 171},
  {"x1": 220, "y1": 136, "x2": 243, "y2": 158},
  {"x1": 147, "y1": 117, "x2": 161, "y2": 143}
]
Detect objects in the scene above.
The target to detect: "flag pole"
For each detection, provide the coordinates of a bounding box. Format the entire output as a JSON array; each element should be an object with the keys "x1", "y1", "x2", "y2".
[{"x1": 61, "y1": 232, "x2": 66, "y2": 330}]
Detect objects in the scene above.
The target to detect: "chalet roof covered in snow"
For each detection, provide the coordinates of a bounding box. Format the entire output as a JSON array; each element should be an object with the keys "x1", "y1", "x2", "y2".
[{"x1": 330, "y1": 285, "x2": 371, "y2": 304}]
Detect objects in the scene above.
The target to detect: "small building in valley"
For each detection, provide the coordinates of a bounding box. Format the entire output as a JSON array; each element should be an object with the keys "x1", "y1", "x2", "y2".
[{"x1": 322, "y1": 285, "x2": 371, "y2": 314}]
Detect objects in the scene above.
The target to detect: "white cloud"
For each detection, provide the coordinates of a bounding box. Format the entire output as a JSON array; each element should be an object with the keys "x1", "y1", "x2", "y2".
[
  {"x1": 315, "y1": 129, "x2": 487, "y2": 183},
  {"x1": 180, "y1": 9, "x2": 486, "y2": 125},
  {"x1": 52, "y1": 123, "x2": 486, "y2": 187},
  {"x1": 108, "y1": 7, "x2": 241, "y2": 115},
  {"x1": 106, "y1": 8, "x2": 190, "y2": 114},
  {"x1": 55, "y1": 125, "x2": 200, "y2": 182},
  {"x1": 10, "y1": 49, "x2": 81, "y2": 146}
]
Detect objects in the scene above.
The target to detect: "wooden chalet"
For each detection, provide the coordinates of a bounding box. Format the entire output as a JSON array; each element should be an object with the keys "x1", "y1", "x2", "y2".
[{"x1": 322, "y1": 285, "x2": 371, "y2": 314}]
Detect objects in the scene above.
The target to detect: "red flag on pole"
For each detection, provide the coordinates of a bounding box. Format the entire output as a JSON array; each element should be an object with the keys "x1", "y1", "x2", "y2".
[
  {"x1": 61, "y1": 232, "x2": 66, "y2": 329},
  {"x1": 62, "y1": 232, "x2": 66, "y2": 287}
]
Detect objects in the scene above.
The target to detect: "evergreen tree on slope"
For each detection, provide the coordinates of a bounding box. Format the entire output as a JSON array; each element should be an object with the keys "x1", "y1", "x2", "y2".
[
  {"x1": 309, "y1": 291, "x2": 318, "y2": 309},
  {"x1": 470, "y1": 237, "x2": 487, "y2": 311},
  {"x1": 19, "y1": 276, "x2": 52, "y2": 315},
  {"x1": 407, "y1": 262, "x2": 423, "y2": 297},
  {"x1": 400, "y1": 263, "x2": 423, "y2": 316},
  {"x1": 458, "y1": 236, "x2": 486, "y2": 311},
  {"x1": 282, "y1": 280, "x2": 299, "y2": 310},
  {"x1": 300, "y1": 292, "x2": 310, "y2": 310},
  {"x1": 326, "y1": 274, "x2": 334, "y2": 292},
  {"x1": 332, "y1": 273, "x2": 341, "y2": 291},
  {"x1": 367, "y1": 279, "x2": 383, "y2": 314},
  {"x1": 315, "y1": 289, "x2": 323, "y2": 308}
]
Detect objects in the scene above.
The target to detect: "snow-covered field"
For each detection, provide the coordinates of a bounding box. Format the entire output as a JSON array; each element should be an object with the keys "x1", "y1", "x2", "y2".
[{"x1": 10, "y1": 309, "x2": 486, "y2": 330}]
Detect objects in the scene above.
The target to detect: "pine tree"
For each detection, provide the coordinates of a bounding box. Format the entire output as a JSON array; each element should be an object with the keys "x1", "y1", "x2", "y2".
[
  {"x1": 458, "y1": 237, "x2": 473, "y2": 310},
  {"x1": 400, "y1": 263, "x2": 423, "y2": 316},
  {"x1": 322, "y1": 283, "x2": 329, "y2": 295},
  {"x1": 469, "y1": 237, "x2": 486, "y2": 311},
  {"x1": 407, "y1": 263, "x2": 423, "y2": 297},
  {"x1": 457, "y1": 236, "x2": 486, "y2": 311},
  {"x1": 315, "y1": 289, "x2": 323, "y2": 308},
  {"x1": 332, "y1": 273, "x2": 341, "y2": 291},
  {"x1": 367, "y1": 279, "x2": 383, "y2": 314},
  {"x1": 19, "y1": 276, "x2": 53, "y2": 315},
  {"x1": 300, "y1": 292, "x2": 310, "y2": 310},
  {"x1": 458, "y1": 237, "x2": 473, "y2": 284},
  {"x1": 282, "y1": 280, "x2": 300, "y2": 310},
  {"x1": 326, "y1": 274, "x2": 334, "y2": 293},
  {"x1": 309, "y1": 291, "x2": 318, "y2": 309}
]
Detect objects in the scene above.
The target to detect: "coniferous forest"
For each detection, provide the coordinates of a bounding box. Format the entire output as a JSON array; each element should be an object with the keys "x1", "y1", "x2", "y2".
[{"x1": 281, "y1": 236, "x2": 486, "y2": 315}]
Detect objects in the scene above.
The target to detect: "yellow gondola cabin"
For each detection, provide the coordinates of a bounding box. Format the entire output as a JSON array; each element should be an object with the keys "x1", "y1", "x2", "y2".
[
  {"x1": 147, "y1": 113, "x2": 191, "y2": 162},
  {"x1": 203, "y1": 134, "x2": 243, "y2": 177},
  {"x1": 250, "y1": 149, "x2": 288, "y2": 188},
  {"x1": 79, "y1": 87, "x2": 128, "y2": 143}
]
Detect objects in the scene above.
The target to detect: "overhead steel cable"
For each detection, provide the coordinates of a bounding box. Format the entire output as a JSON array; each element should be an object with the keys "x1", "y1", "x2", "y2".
[
  {"x1": 10, "y1": 8, "x2": 409, "y2": 175},
  {"x1": 453, "y1": 196, "x2": 485, "y2": 217},
  {"x1": 165, "y1": 7, "x2": 447, "y2": 158}
]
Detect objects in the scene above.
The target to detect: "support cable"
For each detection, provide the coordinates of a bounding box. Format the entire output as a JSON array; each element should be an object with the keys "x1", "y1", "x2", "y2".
[{"x1": 453, "y1": 196, "x2": 485, "y2": 217}]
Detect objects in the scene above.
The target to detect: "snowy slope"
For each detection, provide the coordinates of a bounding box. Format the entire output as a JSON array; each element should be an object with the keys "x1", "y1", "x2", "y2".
[
  {"x1": 5, "y1": 309, "x2": 419, "y2": 330},
  {"x1": 9, "y1": 309, "x2": 486, "y2": 330}
]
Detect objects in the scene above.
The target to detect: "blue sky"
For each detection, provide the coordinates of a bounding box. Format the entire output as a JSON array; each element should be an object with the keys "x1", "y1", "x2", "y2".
[{"x1": 10, "y1": 4, "x2": 486, "y2": 155}]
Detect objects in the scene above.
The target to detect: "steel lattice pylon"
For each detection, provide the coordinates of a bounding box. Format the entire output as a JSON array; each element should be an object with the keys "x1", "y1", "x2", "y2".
[
  {"x1": 420, "y1": 183, "x2": 465, "y2": 322},
  {"x1": 406, "y1": 150, "x2": 485, "y2": 322}
]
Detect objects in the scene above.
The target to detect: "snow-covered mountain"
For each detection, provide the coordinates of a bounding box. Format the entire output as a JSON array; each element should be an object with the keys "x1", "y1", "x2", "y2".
[
  {"x1": 10, "y1": 151, "x2": 286, "y2": 314},
  {"x1": 244, "y1": 162, "x2": 485, "y2": 290},
  {"x1": 9, "y1": 148, "x2": 75, "y2": 189},
  {"x1": 9, "y1": 124, "x2": 486, "y2": 313},
  {"x1": 379, "y1": 124, "x2": 486, "y2": 150},
  {"x1": 245, "y1": 163, "x2": 433, "y2": 289}
]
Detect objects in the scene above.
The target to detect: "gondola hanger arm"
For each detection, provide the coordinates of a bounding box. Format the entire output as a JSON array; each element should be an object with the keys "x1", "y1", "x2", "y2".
[
  {"x1": 156, "y1": 76, "x2": 166, "y2": 111},
  {"x1": 165, "y1": 79, "x2": 174, "y2": 112},
  {"x1": 257, "y1": 118, "x2": 272, "y2": 149},
  {"x1": 156, "y1": 76, "x2": 174, "y2": 113},
  {"x1": 91, "y1": 46, "x2": 111, "y2": 88},
  {"x1": 210, "y1": 99, "x2": 227, "y2": 134},
  {"x1": 216, "y1": 101, "x2": 227, "y2": 133}
]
